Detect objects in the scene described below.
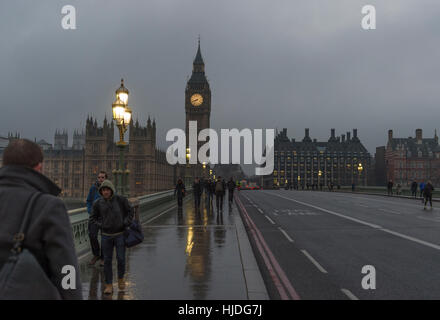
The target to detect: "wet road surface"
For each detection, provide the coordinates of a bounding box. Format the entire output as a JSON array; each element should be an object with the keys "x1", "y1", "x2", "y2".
[{"x1": 79, "y1": 195, "x2": 249, "y2": 300}]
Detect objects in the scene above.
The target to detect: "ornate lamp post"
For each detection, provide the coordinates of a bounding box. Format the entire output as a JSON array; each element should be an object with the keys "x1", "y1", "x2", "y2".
[
  {"x1": 112, "y1": 79, "x2": 132, "y2": 197},
  {"x1": 318, "y1": 170, "x2": 322, "y2": 188},
  {"x1": 358, "y1": 163, "x2": 363, "y2": 187}
]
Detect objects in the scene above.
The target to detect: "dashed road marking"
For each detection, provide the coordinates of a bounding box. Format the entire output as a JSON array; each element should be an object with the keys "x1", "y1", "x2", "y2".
[
  {"x1": 265, "y1": 215, "x2": 276, "y2": 225},
  {"x1": 257, "y1": 208, "x2": 264, "y2": 214},
  {"x1": 278, "y1": 227, "x2": 294, "y2": 243},
  {"x1": 341, "y1": 288, "x2": 359, "y2": 300},
  {"x1": 266, "y1": 191, "x2": 440, "y2": 252},
  {"x1": 301, "y1": 250, "x2": 328, "y2": 274}
]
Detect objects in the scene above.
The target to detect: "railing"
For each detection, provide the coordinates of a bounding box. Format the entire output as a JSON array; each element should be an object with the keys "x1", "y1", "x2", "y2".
[{"x1": 68, "y1": 189, "x2": 178, "y2": 258}]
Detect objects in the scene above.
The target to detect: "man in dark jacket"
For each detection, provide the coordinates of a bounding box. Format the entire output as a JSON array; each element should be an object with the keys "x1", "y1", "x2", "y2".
[
  {"x1": 215, "y1": 176, "x2": 226, "y2": 212},
  {"x1": 0, "y1": 139, "x2": 82, "y2": 299},
  {"x1": 192, "y1": 177, "x2": 203, "y2": 210},
  {"x1": 90, "y1": 179, "x2": 133, "y2": 295},
  {"x1": 227, "y1": 177, "x2": 236, "y2": 206},
  {"x1": 86, "y1": 171, "x2": 107, "y2": 266},
  {"x1": 174, "y1": 178, "x2": 186, "y2": 209},
  {"x1": 423, "y1": 181, "x2": 434, "y2": 210},
  {"x1": 411, "y1": 181, "x2": 418, "y2": 198}
]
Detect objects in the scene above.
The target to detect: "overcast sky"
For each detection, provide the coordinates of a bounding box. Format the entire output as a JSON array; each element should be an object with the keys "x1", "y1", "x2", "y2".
[{"x1": 1, "y1": 0, "x2": 439, "y2": 163}]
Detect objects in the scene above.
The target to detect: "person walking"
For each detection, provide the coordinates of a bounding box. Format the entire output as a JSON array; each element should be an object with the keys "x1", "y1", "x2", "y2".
[
  {"x1": 423, "y1": 181, "x2": 434, "y2": 210},
  {"x1": 411, "y1": 181, "x2": 418, "y2": 198},
  {"x1": 174, "y1": 178, "x2": 186, "y2": 209},
  {"x1": 215, "y1": 176, "x2": 226, "y2": 212},
  {"x1": 86, "y1": 171, "x2": 107, "y2": 266},
  {"x1": 227, "y1": 177, "x2": 236, "y2": 207},
  {"x1": 387, "y1": 180, "x2": 394, "y2": 196},
  {"x1": 192, "y1": 177, "x2": 203, "y2": 210},
  {"x1": 420, "y1": 182, "x2": 426, "y2": 200},
  {"x1": 90, "y1": 180, "x2": 134, "y2": 295},
  {"x1": 0, "y1": 139, "x2": 82, "y2": 299}
]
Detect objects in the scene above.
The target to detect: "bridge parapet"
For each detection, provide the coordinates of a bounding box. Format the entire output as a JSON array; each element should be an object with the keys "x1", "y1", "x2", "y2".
[{"x1": 68, "y1": 189, "x2": 176, "y2": 257}]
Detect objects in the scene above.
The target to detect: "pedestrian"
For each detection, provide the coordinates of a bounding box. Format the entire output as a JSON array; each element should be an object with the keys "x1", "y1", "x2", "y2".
[
  {"x1": 215, "y1": 176, "x2": 226, "y2": 211},
  {"x1": 396, "y1": 183, "x2": 401, "y2": 196},
  {"x1": 174, "y1": 178, "x2": 186, "y2": 209},
  {"x1": 0, "y1": 139, "x2": 82, "y2": 299},
  {"x1": 192, "y1": 177, "x2": 202, "y2": 210},
  {"x1": 227, "y1": 177, "x2": 236, "y2": 206},
  {"x1": 423, "y1": 181, "x2": 434, "y2": 210},
  {"x1": 204, "y1": 178, "x2": 211, "y2": 204},
  {"x1": 420, "y1": 182, "x2": 425, "y2": 200},
  {"x1": 387, "y1": 180, "x2": 394, "y2": 196},
  {"x1": 411, "y1": 181, "x2": 418, "y2": 198},
  {"x1": 352, "y1": 183, "x2": 355, "y2": 192},
  {"x1": 90, "y1": 179, "x2": 134, "y2": 295},
  {"x1": 86, "y1": 171, "x2": 107, "y2": 266}
]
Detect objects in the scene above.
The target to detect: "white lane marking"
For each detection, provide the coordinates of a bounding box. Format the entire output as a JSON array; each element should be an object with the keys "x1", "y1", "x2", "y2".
[
  {"x1": 265, "y1": 191, "x2": 440, "y2": 252},
  {"x1": 278, "y1": 227, "x2": 294, "y2": 243},
  {"x1": 257, "y1": 208, "x2": 264, "y2": 214},
  {"x1": 379, "y1": 208, "x2": 401, "y2": 215},
  {"x1": 326, "y1": 192, "x2": 440, "y2": 211},
  {"x1": 301, "y1": 250, "x2": 328, "y2": 274},
  {"x1": 381, "y1": 228, "x2": 440, "y2": 251},
  {"x1": 359, "y1": 204, "x2": 369, "y2": 208},
  {"x1": 341, "y1": 288, "x2": 359, "y2": 300},
  {"x1": 265, "y1": 192, "x2": 382, "y2": 229},
  {"x1": 265, "y1": 215, "x2": 276, "y2": 225}
]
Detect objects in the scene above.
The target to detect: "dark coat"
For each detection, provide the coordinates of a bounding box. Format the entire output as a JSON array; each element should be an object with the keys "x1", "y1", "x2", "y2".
[
  {"x1": 174, "y1": 182, "x2": 186, "y2": 198},
  {"x1": 424, "y1": 183, "x2": 434, "y2": 197},
  {"x1": 192, "y1": 181, "x2": 203, "y2": 196},
  {"x1": 90, "y1": 180, "x2": 134, "y2": 235},
  {"x1": 86, "y1": 182, "x2": 101, "y2": 214},
  {"x1": 227, "y1": 180, "x2": 236, "y2": 191},
  {"x1": 0, "y1": 165, "x2": 82, "y2": 300}
]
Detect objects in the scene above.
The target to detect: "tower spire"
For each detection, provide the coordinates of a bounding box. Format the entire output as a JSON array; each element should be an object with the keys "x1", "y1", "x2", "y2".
[{"x1": 193, "y1": 36, "x2": 204, "y2": 65}]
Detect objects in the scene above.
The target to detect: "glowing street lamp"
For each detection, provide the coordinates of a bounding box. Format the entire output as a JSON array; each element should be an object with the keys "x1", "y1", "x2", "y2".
[{"x1": 111, "y1": 78, "x2": 132, "y2": 197}]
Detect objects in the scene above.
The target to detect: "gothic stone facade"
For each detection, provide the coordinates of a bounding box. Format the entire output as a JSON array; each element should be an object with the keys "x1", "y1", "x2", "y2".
[
  {"x1": 41, "y1": 116, "x2": 179, "y2": 199},
  {"x1": 385, "y1": 129, "x2": 440, "y2": 186},
  {"x1": 271, "y1": 128, "x2": 372, "y2": 188}
]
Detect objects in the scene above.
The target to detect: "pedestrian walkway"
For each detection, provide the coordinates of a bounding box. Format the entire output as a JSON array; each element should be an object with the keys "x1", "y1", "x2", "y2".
[{"x1": 78, "y1": 194, "x2": 268, "y2": 300}]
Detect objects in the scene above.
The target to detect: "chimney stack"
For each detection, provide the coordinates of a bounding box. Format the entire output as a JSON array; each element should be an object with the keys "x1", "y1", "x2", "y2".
[
  {"x1": 353, "y1": 129, "x2": 358, "y2": 138},
  {"x1": 342, "y1": 134, "x2": 346, "y2": 143},
  {"x1": 331, "y1": 128, "x2": 335, "y2": 138},
  {"x1": 388, "y1": 129, "x2": 393, "y2": 142},
  {"x1": 347, "y1": 132, "x2": 351, "y2": 141}
]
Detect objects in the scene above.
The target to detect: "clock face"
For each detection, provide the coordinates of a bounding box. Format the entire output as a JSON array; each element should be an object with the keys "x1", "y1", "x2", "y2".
[{"x1": 190, "y1": 93, "x2": 203, "y2": 106}]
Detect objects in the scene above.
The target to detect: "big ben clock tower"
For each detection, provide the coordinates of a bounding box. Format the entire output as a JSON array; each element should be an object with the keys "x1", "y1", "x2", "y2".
[{"x1": 185, "y1": 39, "x2": 211, "y2": 152}]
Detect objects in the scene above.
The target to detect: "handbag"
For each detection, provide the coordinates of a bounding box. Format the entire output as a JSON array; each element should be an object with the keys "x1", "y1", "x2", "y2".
[
  {"x1": 0, "y1": 192, "x2": 62, "y2": 300},
  {"x1": 124, "y1": 220, "x2": 144, "y2": 248}
]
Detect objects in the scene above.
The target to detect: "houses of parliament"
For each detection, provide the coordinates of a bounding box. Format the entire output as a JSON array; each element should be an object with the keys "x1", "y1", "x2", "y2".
[{"x1": 0, "y1": 42, "x2": 212, "y2": 198}]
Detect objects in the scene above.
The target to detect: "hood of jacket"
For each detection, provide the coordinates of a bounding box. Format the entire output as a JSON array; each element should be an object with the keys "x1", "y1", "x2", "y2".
[
  {"x1": 0, "y1": 165, "x2": 61, "y2": 196},
  {"x1": 98, "y1": 179, "x2": 116, "y2": 198}
]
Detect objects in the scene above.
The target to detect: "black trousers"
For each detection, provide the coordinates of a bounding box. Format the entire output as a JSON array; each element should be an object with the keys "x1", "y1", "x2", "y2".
[
  {"x1": 216, "y1": 193, "x2": 224, "y2": 210},
  {"x1": 228, "y1": 190, "x2": 234, "y2": 203},
  {"x1": 177, "y1": 195, "x2": 183, "y2": 207},
  {"x1": 88, "y1": 221, "x2": 102, "y2": 258},
  {"x1": 425, "y1": 194, "x2": 433, "y2": 207}
]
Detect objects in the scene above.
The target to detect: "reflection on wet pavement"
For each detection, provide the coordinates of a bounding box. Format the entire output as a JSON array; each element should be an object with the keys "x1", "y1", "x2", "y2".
[{"x1": 80, "y1": 194, "x2": 247, "y2": 299}]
